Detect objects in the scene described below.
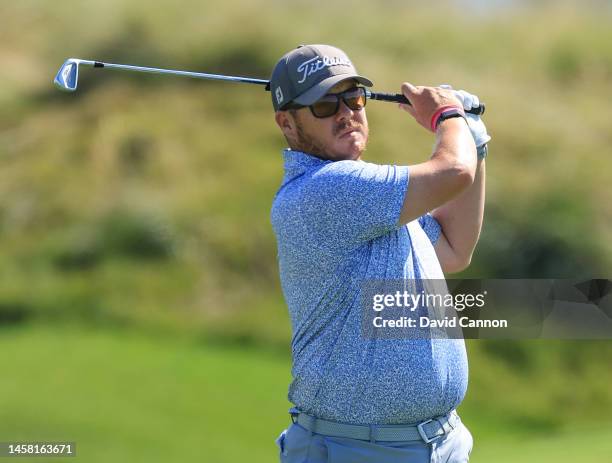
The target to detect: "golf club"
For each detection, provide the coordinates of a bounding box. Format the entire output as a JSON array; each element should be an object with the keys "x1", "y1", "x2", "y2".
[{"x1": 54, "y1": 58, "x2": 485, "y2": 115}]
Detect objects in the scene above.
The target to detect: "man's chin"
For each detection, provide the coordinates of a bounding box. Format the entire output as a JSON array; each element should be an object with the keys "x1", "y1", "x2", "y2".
[
  {"x1": 303, "y1": 136, "x2": 367, "y2": 161},
  {"x1": 337, "y1": 138, "x2": 367, "y2": 160}
]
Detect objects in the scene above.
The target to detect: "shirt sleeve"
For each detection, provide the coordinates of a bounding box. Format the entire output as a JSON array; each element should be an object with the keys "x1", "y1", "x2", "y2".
[
  {"x1": 418, "y1": 213, "x2": 442, "y2": 245},
  {"x1": 300, "y1": 160, "x2": 409, "y2": 251}
]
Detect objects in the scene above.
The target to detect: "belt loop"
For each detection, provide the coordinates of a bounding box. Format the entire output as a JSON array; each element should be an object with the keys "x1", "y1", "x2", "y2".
[
  {"x1": 446, "y1": 412, "x2": 456, "y2": 431},
  {"x1": 289, "y1": 407, "x2": 299, "y2": 424},
  {"x1": 369, "y1": 424, "x2": 377, "y2": 443}
]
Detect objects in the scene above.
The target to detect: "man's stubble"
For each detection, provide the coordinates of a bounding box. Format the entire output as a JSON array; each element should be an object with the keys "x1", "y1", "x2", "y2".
[{"x1": 291, "y1": 111, "x2": 368, "y2": 161}]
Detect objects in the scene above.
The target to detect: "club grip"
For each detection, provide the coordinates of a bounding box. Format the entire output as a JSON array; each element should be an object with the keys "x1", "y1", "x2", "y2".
[{"x1": 368, "y1": 92, "x2": 485, "y2": 116}]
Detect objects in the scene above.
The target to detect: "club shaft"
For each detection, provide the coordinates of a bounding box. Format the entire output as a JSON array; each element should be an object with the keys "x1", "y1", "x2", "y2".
[
  {"x1": 84, "y1": 60, "x2": 269, "y2": 86},
  {"x1": 59, "y1": 59, "x2": 486, "y2": 115}
]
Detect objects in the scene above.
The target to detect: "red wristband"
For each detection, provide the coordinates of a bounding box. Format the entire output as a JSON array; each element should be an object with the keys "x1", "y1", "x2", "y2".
[{"x1": 430, "y1": 106, "x2": 465, "y2": 132}]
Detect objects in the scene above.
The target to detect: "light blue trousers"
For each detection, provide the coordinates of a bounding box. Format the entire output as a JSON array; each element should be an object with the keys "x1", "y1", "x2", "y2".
[{"x1": 275, "y1": 415, "x2": 473, "y2": 463}]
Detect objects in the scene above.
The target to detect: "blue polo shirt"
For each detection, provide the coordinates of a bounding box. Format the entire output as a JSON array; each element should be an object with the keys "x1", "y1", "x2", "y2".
[{"x1": 271, "y1": 149, "x2": 468, "y2": 425}]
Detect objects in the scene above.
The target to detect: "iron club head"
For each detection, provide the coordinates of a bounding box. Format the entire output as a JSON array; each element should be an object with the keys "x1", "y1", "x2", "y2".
[
  {"x1": 54, "y1": 59, "x2": 81, "y2": 91},
  {"x1": 52, "y1": 58, "x2": 270, "y2": 92}
]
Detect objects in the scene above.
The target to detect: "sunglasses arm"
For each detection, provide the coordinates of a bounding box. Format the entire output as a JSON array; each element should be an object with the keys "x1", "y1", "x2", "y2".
[{"x1": 365, "y1": 90, "x2": 485, "y2": 116}]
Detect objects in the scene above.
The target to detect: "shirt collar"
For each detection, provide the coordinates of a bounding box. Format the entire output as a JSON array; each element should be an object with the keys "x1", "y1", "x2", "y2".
[{"x1": 282, "y1": 148, "x2": 332, "y2": 179}]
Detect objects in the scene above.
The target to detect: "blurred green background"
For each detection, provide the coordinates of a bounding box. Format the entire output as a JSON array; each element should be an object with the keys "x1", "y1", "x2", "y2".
[{"x1": 1, "y1": 0, "x2": 611, "y2": 461}]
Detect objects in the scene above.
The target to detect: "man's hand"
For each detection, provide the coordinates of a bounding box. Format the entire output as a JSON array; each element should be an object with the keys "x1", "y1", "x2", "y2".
[
  {"x1": 399, "y1": 83, "x2": 464, "y2": 132},
  {"x1": 440, "y1": 85, "x2": 491, "y2": 149}
]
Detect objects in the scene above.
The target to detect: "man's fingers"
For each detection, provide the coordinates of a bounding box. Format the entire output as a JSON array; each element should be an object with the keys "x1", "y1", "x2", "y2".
[
  {"x1": 398, "y1": 103, "x2": 415, "y2": 116},
  {"x1": 470, "y1": 94, "x2": 480, "y2": 108},
  {"x1": 456, "y1": 89, "x2": 480, "y2": 110},
  {"x1": 400, "y1": 82, "x2": 419, "y2": 115},
  {"x1": 401, "y1": 82, "x2": 419, "y2": 97},
  {"x1": 458, "y1": 90, "x2": 473, "y2": 110}
]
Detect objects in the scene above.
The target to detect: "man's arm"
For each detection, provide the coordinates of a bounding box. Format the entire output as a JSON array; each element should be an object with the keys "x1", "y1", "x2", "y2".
[
  {"x1": 397, "y1": 83, "x2": 477, "y2": 225},
  {"x1": 397, "y1": 83, "x2": 490, "y2": 273},
  {"x1": 432, "y1": 158, "x2": 485, "y2": 273},
  {"x1": 431, "y1": 88, "x2": 490, "y2": 273}
]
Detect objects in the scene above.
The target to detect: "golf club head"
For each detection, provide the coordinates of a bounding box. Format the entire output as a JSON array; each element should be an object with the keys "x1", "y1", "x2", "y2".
[{"x1": 54, "y1": 59, "x2": 80, "y2": 91}]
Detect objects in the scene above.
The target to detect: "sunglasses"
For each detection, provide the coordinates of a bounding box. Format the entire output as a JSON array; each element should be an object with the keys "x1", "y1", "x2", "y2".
[{"x1": 284, "y1": 87, "x2": 367, "y2": 118}]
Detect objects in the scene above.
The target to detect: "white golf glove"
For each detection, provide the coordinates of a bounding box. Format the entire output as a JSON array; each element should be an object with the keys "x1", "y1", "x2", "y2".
[{"x1": 440, "y1": 84, "x2": 491, "y2": 156}]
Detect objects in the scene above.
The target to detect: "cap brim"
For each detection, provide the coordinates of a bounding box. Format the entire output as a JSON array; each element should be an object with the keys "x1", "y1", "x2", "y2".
[{"x1": 293, "y1": 74, "x2": 373, "y2": 106}]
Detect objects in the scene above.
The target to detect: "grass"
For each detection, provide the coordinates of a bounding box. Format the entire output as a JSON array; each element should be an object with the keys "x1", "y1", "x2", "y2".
[
  {"x1": 1, "y1": 323, "x2": 612, "y2": 462},
  {"x1": 0, "y1": 323, "x2": 292, "y2": 462},
  {"x1": 472, "y1": 425, "x2": 612, "y2": 463}
]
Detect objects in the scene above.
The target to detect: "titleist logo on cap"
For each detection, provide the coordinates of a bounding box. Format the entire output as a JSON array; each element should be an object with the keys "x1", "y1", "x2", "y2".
[{"x1": 296, "y1": 55, "x2": 353, "y2": 84}]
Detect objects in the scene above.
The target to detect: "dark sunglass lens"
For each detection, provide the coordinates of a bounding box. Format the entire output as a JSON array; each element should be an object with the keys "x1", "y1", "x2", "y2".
[
  {"x1": 311, "y1": 100, "x2": 338, "y2": 118},
  {"x1": 345, "y1": 88, "x2": 366, "y2": 110},
  {"x1": 309, "y1": 88, "x2": 366, "y2": 117}
]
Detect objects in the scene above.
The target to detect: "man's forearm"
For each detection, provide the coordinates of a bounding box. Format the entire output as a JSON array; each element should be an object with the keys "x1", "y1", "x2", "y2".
[
  {"x1": 398, "y1": 118, "x2": 476, "y2": 225},
  {"x1": 432, "y1": 158, "x2": 486, "y2": 264}
]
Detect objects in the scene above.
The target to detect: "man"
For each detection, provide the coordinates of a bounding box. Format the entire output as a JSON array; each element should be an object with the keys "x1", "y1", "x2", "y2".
[{"x1": 270, "y1": 44, "x2": 490, "y2": 463}]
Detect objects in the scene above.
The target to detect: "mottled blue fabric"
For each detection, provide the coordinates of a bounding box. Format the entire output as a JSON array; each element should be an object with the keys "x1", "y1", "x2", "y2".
[{"x1": 271, "y1": 149, "x2": 468, "y2": 425}]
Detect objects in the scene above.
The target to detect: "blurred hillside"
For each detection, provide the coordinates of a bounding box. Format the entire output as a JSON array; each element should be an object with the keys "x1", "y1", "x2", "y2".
[
  {"x1": 1, "y1": 0, "x2": 610, "y2": 329},
  {"x1": 1, "y1": 1, "x2": 612, "y2": 460}
]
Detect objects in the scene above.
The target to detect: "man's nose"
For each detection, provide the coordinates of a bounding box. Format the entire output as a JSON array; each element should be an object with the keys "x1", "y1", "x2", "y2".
[{"x1": 335, "y1": 99, "x2": 354, "y2": 121}]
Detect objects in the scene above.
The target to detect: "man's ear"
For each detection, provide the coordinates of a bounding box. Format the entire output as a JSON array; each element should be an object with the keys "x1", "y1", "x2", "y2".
[{"x1": 275, "y1": 111, "x2": 295, "y2": 137}]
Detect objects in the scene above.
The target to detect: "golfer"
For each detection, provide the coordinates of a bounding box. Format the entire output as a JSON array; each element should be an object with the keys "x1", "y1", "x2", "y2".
[{"x1": 270, "y1": 44, "x2": 490, "y2": 463}]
